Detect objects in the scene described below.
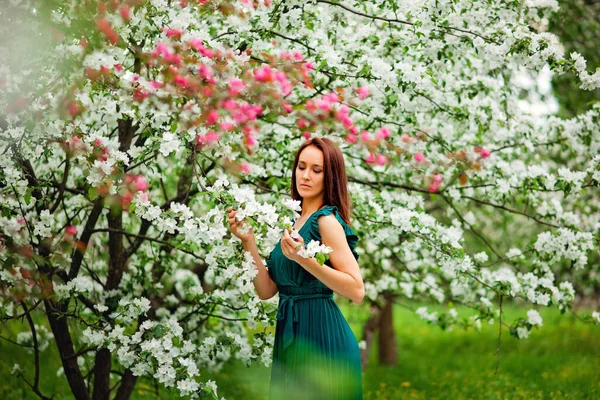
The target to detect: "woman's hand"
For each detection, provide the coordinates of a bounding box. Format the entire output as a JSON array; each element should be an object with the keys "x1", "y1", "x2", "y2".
[
  {"x1": 280, "y1": 228, "x2": 305, "y2": 264},
  {"x1": 227, "y1": 207, "x2": 255, "y2": 243}
]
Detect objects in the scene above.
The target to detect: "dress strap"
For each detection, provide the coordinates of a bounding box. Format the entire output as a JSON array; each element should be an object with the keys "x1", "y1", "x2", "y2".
[{"x1": 310, "y1": 205, "x2": 359, "y2": 260}]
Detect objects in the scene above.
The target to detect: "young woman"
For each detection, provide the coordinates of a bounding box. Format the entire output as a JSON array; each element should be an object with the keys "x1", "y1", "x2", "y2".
[{"x1": 228, "y1": 137, "x2": 364, "y2": 399}]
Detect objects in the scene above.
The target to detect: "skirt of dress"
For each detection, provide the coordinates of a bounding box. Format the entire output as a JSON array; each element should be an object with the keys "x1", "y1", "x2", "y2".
[{"x1": 269, "y1": 288, "x2": 363, "y2": 400}]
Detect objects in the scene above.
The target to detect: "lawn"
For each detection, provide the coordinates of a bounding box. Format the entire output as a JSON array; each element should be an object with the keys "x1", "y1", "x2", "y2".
[{"x1": 1, "y1": 302, "x2": 598, "y2": 399}]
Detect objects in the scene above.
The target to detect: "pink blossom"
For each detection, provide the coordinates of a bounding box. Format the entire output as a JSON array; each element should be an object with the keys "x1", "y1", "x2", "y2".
[
  {"x1": 282, "y1": 103, "x2": 293, "y2": 113},
  {"x1": 428, "y1": 183, "x2": 439, "y2": 193},
  {"x1": 365, "y1": 153, "x2": 376, "y2": 164},
  {"x1": 341, "y1": 117, "x2": 353, "y2": 128},
  {"x1": 173, "y1": 75, "x2": 188, "y2": 87},
  {"x1": 220, "y1": 121, "x2": 234, "y2": 131},
  {"x1": 165, "y1": 28, "x2": 182, "y2": 38},
  {"x1": 233, "y1": 111, "x2": 247, "y2": 125},
  {"x1": 401, "y1": 133, "x2": 414, "y2": 144},
  {"x1": 414, "y1": 152, "x2": 425, "y2": 162},
  {"x1": 305, "y1": 61, "x2": 314, "y2": 70},
  {"x1": 346, "y1": 134, "x2": 358, "y2": 144},
  {"x1": 326, "y1": 93, "x2": 340, "y2": 103},
  {"x1": 121, "y1": 192, "x2": 133, "y2": 209},
  {"x1": 207, "y1": 109, "x2": 219, "y2": 125},
  {"x1": 198, "y1": 64, "x2": 215, "y2": 83},
  {"x1": 274, "y1": 71, "x2": 287, "y2": 84},
  {"x1": 303, "y1": 131, "x2": 311, "y2": 140},
  {"x1": 239, "y1": 163, "x2": 251, "y2": 174},
  {"x1": 97, "y1": 18, "x2": 119, "y2": 45},
  {"x1": 297, "y1": 119, "x2": 308, "y2": 129},
  {"x1": 68, "y1": 101, "x2": 81, "y2": 118},
  {"x1": 356, "y1": 86, "x2": 369, "y2": 99},
  {"x1": 360, "y1": 131, "x2": 370, "y2": 141},
  {"x1": 349, "y1": 126, "x2": 358, "y2": 135},
  {"x1": 204, "y1": 131, "x2": 219, "y2": 143},
  {"x1": 222, "y1": 99, "x2": 238, "y2": 111},
  {"x1": 242, "y1": 125, "x2": 254, "y2": 135},
  {"x1": 100, "y1": 148, "x2": 109, "y2": 162},
  {"x1": 189, "y1": 39, "x2": 214, "y2": 58},
  {"x1": 254, "y1": 65, "x2": 273, "y2": 82},
  {"x1": 376, "y1": 127, "x2": 391, "y2": 140},
  {"x1": 337, "y1": 104, "x2": 349, "y2": 117},
  {"x1": 314, "y1": 97, "x2": 331, "y2": 111},
  {"x1": 66, "y1": 226, "x2": 77, "y2": 236},
  {"x1": 228, "y1": 78, "x2": 245, "y2": 96},
  {"x1": 246, "y1": 134, "x2": 257, "y2": 147},
  {"x1": 134, "y1": 175, "x2": 149, "y2": 192},
  {"x1": 293, "y1": 51, "x2": 304, "y2": 61},
  {"x1": 376, "y1": 154, "x2": 388, "y2": 166},
  {"x1": 152, "y1": 43, "x2": 170, "y2": 58},
  {"x1": 480, "y1": 148, "x2": 491, "y2": 158},
  {"x1": 241, "y1": 104, "x2": 262, "y2": 121},
  {"x1": 165, "y1": 53, "x2": 182, "y2": 64},
  {"x1": 280, "y1": 80, "x2": 292, "y2": 96},
  {"x1": 433, "y1": 174, "x2": 443, "y2": 185},
  {"x1": 120, "y1": 5, "x2": 131, "y2": 21}
]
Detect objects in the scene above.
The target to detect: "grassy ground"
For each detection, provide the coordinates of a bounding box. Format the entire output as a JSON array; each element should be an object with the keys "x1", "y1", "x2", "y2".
[{"x1": 1, "y1": 302, "x2": 598, "y2": 399}]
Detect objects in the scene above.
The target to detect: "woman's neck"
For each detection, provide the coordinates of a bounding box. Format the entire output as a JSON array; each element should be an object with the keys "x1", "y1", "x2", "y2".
[{"x1": 301, "y1": 197, "x2": 325, "y2": 217}]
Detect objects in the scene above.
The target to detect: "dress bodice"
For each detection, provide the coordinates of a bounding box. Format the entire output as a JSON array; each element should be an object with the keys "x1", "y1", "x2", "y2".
[{"x1": 266, "y1": 205, "x2": 359, "y2": 291}]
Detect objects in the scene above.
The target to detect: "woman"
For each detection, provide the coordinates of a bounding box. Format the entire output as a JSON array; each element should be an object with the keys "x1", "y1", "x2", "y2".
[{"x1": 228, "y1": 137, "x2": 364, "y2": 399}]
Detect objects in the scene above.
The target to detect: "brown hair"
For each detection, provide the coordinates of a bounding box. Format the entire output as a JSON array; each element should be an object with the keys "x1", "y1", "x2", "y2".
[{"x1": 291, "y1": 137, "x2": 352, "y2": 224}]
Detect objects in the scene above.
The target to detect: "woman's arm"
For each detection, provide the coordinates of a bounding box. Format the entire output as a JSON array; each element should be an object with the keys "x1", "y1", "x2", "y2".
[
  {"x1": 242, "y1": 236, "x2": 278, "y2": 300},
  {"x1": 281, "y1": 215, "x2": 364, "y2": 303}
]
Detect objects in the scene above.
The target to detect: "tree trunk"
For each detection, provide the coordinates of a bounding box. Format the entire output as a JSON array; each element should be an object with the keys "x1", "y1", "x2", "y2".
[
  {"x1": 44, "y1": 300, "x2": 91, "y2": 400},
  {"x1": 114, "y1": 369, "x2": 138, "y2": 400},
  {"x1": 92, "y1": 349, "x2": 111, "y2": 400},
  {"x1": 359, "y1": 305, "x2": 382, "y2": 370},
  {"x1": 378, "y1": 296, "x2": 397, "y2": 365}
]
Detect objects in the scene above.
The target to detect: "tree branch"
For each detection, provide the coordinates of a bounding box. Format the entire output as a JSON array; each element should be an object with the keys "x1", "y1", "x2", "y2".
[{"x1": 462, "y1": 195, "x2": 561, "y2": 228}]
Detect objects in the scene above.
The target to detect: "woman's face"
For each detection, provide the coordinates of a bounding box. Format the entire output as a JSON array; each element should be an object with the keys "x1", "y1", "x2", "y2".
[{"x1": 296, "y1": 145, "x2": 325, "y2": 201}]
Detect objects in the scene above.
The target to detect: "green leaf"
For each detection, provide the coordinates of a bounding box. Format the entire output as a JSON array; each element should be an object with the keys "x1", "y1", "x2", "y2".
[
  {"x1": 316, "y1": 252, "x2": 328, "y2": 266},
  {"x1": 88, "y1": 187, "x2": 98, "y2": 201}
]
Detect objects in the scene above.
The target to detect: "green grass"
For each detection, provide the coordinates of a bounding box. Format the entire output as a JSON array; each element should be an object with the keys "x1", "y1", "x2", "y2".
[{"x1": 1, "y1": 303, "x2": 599, "y2": 399}]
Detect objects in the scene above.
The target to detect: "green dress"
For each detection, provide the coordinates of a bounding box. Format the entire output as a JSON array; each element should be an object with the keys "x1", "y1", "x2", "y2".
[{"x1": 266, "y1": 205, "x2": 363, "y2": 400}]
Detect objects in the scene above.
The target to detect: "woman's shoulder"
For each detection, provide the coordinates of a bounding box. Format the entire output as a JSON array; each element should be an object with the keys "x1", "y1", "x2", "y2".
[
  {"x1": 309, "y1": 205, "x2": 359, "y2": 258},
  {"x1": 311, "y1": 205, "x2": 351, "y2": 224}
]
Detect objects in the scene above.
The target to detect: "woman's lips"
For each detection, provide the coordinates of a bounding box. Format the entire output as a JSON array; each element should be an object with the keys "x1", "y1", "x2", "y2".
[{"x1": 300, "y1": 184, "x2": 311, "y2": 188}]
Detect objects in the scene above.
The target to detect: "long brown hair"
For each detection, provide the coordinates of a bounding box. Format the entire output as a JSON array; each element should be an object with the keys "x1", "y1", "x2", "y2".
[{"x1": 291, "y1": 137, "x2": 352, "y2": 224}]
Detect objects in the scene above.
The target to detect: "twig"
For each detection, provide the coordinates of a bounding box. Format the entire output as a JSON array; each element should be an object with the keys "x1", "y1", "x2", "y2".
[{"x1": 494, "y1": 295, "x2": 503, "y2": 375}]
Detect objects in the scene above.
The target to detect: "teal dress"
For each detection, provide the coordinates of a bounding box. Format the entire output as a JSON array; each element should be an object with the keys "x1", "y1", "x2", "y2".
[{"x1": 266, "y1": 205, "x2": 363, "y2": 400}]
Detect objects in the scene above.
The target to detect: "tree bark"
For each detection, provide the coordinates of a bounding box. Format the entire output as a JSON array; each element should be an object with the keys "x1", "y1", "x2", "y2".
[
  {"x1": 92, "y1": 349, "x2": 111, "y2": 400},
  {"x1": 378, "y1": 296, "x2": 397, "y2": 365},
  {"x1": 359, "y1": 304, "x2": 381, "y2": 370},
  {"x1": 93, "y1": 115, "x2": 137, "y2": 400},
  {"x1": 114, "y1": 369, "x2": 137, "y2": 400},
  {"x1": 44, "y1": 300, "x2": 90, "y2": 400}
]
